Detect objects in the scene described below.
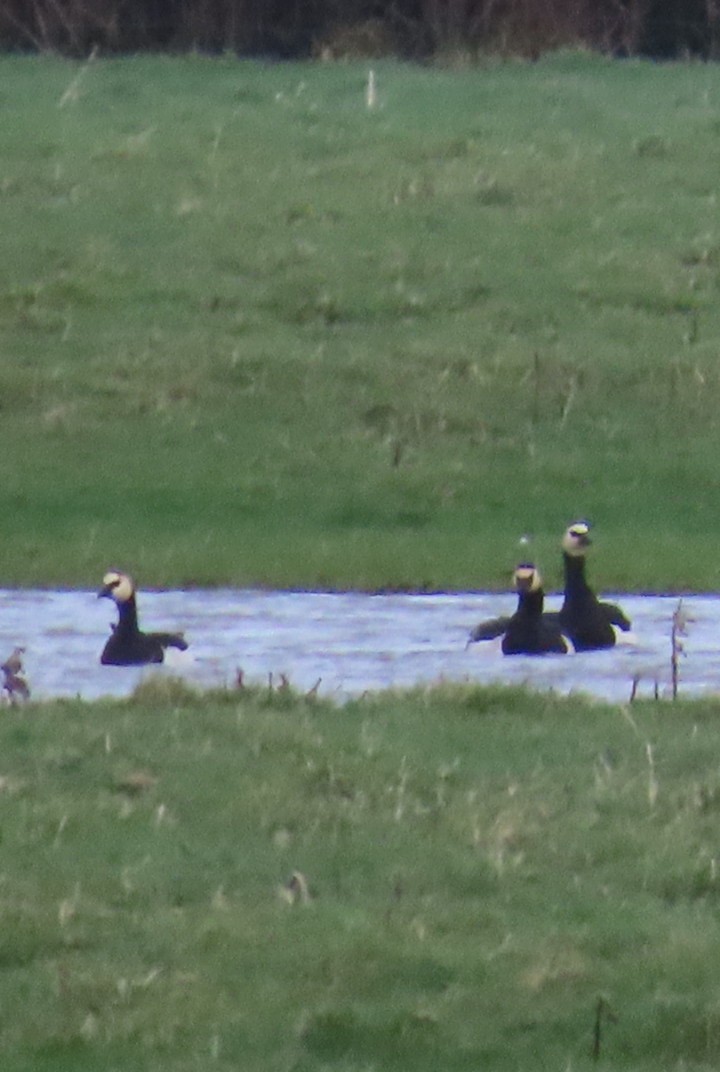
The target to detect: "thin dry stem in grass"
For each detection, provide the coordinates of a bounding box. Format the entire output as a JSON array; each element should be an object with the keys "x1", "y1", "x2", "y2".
[
  {"x1": 671, "y1": 598, "x2": 690, "y2": 700},
  {"x1": 592, "y1": 995, "x2": 619, "y2": 1060},
  {"x1": 53, "y1": 814, "x2": 68, "y2": 846},
  {"x1": 628, "y1": 674, "x2": 659, "y2": 702},
  {"x1": 630, "y1": 600, "x2": 693, "y2": 703},
  {"x1": 394, "y1": 755, "x2": 409, "y2": 822},
  {"x1": 365, "y1": 69, "x2": 377, "y2": 109},
  {"x1": 617, "y1": 703, "x2": 642, "y2": 738},
  {"x1": 559, "y1": 373, "x2": 578, "y2": 427},
  {"x1": 646, "y1": 742, "x2": 658, "y2": 808},
  {"x1": 57, "y1": 45, "x2": 98, "y2": 108}
]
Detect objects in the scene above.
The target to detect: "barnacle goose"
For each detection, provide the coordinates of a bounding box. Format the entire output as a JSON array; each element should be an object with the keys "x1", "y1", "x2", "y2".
[
  {"x1": 98, "y1": 570, "x2": 188, "y2": 666},
  {"x1": 558, "y1": 521, "x2": 631, "y2": 651},
  {"x1": 501, "y1": 564, "x2": 573, "y2": 656}
]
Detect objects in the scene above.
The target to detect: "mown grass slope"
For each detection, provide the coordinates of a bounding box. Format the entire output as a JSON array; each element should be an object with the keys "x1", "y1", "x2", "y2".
[
  {"x1": 2, "y1": 681, "x2": 720, "y2": 1070},
  {"x1": 2, "y1": 52, "x2": 720, "y2": 589}
]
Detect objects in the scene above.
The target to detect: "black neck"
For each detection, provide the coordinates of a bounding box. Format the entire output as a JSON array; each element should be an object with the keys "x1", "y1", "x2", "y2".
[
  {"x1": 564, "y1": 552, "x2": 592, "y2": 591},
  {"x1": 518, "y1": 587, "x2": 544, "y2": 616},
  {"x1": 115, "y1": 596, "x2": 140, "y2": 634}
]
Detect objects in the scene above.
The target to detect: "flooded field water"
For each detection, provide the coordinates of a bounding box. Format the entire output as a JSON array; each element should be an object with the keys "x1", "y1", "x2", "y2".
[{"x1": 1, "y1": 589, "x2": 717, "y2": 705}]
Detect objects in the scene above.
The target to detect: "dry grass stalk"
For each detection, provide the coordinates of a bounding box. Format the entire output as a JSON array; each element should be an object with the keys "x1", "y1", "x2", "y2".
[
  {"x1": 394, "y1": 756, "x2": 409, "y2": 822},
  {"x1": 365, "y1": 69, "x2": 377, "y2": 109},
  {"x1": 646, "y1": 743, "x2": 658, "y2": 807},
  {"x1": 592, "y1": 995, "x2": 618, "y2": 1059},
  {"x1": 671, "y1": 598, "x2": 690, "y2": 700},
  {"x1": 306, "y1": 677, "x2": 322, "y2": 700},
  {"x1": 57, "y1": 44, "x2": 98, "y2": 107}
]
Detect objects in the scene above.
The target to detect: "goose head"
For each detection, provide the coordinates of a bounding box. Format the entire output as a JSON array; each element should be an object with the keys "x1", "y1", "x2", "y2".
[
  {"x1": 562, "y1": 521, "x2": 592, "y2": 557},
  {"x1": 98, "y1": 570, "x2": 135, "y2": 604},
  {"x1": 514, "y1": 563, "x2": 542, "y2": 593}
]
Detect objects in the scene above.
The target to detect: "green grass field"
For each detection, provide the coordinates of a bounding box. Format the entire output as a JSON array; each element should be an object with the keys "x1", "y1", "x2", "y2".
[
  {"x1": 2, "y1": 679, "x2": 720, "y2": 1070},
  {"x1": 5, "y1": 51, "x2": 720, "y2": 1071},
  {"x1": 2, "y1": 51, "x2": 720, "y2": 591}
]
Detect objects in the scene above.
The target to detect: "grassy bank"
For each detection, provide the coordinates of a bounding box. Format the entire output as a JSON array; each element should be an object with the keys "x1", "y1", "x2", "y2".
[
  {"x1": 2, "y1": 680, "x2": 720, "y2": 1069},
  {"x1": 2, "y1": 52, "x2": 720, "y2": 590}
]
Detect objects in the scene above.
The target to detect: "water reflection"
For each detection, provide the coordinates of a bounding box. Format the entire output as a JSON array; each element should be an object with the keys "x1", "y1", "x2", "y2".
[{"x1": 0, "y1": 589, "x2": 716, "y2": 705}]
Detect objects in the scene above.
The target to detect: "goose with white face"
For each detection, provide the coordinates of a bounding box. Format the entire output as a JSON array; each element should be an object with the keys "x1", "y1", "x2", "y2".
[
  {"x1": 502, "y1": 561, "x2": 573, "y2": 656},
  {"x1": 99, "y1": 570, "x2": 135, "y2": 604},
  {"x1": 561, "y1": 521, "x2": 592, "y2": 557},
  {"x1": 558, "y1": 521, "x2": 632, "y2": 649},
  {"x1": 98, "y1": 570, "x2": 188, "y2": 666},
  {"x1": 513, "y1": 563, "x2": 542, "y2": 592}
]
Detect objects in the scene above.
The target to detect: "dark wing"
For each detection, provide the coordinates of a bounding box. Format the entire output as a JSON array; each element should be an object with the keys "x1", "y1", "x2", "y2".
[
  {"x1": 150, "y1": 631, "x2": 188, "y2": 652},
  {"x1": 468, "y1": 616, "x2": 510, "y2": 644},
  {"x1": 600, "y1": 601, "x2": 631, "y2": 631}
]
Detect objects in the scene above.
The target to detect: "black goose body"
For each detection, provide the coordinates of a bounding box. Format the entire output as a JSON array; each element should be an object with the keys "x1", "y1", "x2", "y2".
[
  {"x1": 502, "y1": 565, "x2": 572, "y2": 656},
  {"x1": 99, "y1": 571, "x2": 188, "y2": 666},
  {"x1": 558, "y1": 522, "x2": 631, "y2": 651}
]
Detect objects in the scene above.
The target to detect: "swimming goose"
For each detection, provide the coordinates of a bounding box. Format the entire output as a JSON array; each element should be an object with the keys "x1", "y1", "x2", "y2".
[
  {"x1": 558, "y1": 522, "x2": 631, "y2": 651},
  {"x1": 98, "y1": 570, "x2": 188, "y2": 666},
  {"x1": 502, "y1": 564, "x2": 573, "y2": 656}
]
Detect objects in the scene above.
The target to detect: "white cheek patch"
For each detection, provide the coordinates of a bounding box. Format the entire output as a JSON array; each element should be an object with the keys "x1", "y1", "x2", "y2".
[
  {"x1": 103, "y1": 571, "x2": 134, "y2": 603},
  {"x1": 563, "y1": 521, "x2": 591, "y2": 555},
  {"x1": 514, "y1": 566, "x2": 540, "y2": 590}
]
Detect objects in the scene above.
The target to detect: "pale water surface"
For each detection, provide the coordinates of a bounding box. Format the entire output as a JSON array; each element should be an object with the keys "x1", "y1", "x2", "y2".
[{"x1": 1, "y1": 589, "x2": 718, "y2": 705}]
